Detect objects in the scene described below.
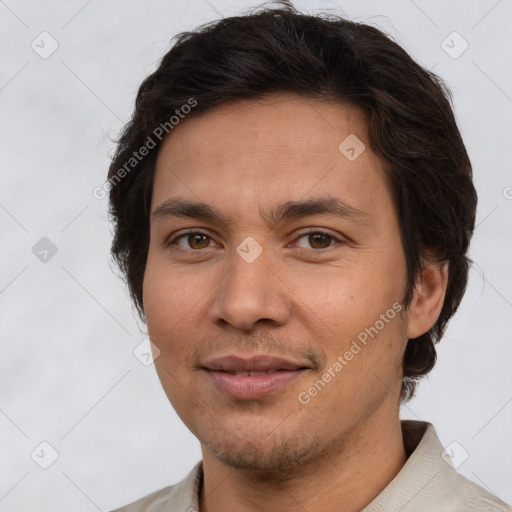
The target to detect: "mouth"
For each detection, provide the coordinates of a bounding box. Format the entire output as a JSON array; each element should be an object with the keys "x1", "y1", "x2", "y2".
[
  {"x1": 202, "y1": 354, "x2": 311, "y2": 400},
  {"x1": 219, "y1": 369, "x2": 289, "y2": 376}
]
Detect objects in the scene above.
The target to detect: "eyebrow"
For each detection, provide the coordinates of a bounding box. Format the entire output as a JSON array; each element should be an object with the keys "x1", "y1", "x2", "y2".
[{"x1": 152, "y1": 195, "x2": 370, "y2": 227}]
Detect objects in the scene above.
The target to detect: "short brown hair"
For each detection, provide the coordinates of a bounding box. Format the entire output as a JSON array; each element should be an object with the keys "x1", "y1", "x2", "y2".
[{"x1": 107, "y1": 1, "x2": 477, "y2": 401}]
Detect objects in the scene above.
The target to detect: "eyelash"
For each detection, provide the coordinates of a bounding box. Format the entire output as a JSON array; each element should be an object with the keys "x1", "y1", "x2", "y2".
[{"x1": 166, "y1": 228, "x2": 345, "y2": 254}]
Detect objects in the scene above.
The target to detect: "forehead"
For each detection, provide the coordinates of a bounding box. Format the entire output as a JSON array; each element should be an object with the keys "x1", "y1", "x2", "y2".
[{"x1": 151, "y1": 94, "x2": 391, "y2": 219}]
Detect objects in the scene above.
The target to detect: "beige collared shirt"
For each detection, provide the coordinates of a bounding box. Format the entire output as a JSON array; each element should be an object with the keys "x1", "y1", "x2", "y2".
[{"x1": 111, "y1": 420, "x2": 511, "y2": 511}]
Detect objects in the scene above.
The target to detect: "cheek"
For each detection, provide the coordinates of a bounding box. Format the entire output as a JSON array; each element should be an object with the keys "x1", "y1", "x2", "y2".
[
  {"x1": 143, "y1": 265, "x2": 201, "y2": 411},
  {"x1": 291, "y1": 256, "x2": 404, "y2": 328},
  {"x1": 143, "y1": 277, "x2": 172, "y2": 340},
  {"x1": 142, "y1": 261, "x2": 194, "y2": 351},
  {"x1": 301, "y1": 309, "x2": 405, "y2": 415},
  {"x1": 291, "y1": 257, "x2": 407, "y2": 383},
  {"x1": 143, "y1": 245, "x2": 205, "y2": 313}
]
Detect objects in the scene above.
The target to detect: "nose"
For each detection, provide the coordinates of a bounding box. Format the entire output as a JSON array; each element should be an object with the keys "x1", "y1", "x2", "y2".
[{"x1": 208, "y1": 245, "x2": 291, "y2": 332}]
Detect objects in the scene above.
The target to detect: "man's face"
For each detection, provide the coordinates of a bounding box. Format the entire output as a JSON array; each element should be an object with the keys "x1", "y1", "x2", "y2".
[{"x1": 143, "y1": 94, "x2": 411, "y2": 471}]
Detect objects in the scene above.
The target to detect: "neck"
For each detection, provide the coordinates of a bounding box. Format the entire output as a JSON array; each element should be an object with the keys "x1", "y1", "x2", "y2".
[{"x1": 198, "y1": 402, "x2": 406, "y2": 512}]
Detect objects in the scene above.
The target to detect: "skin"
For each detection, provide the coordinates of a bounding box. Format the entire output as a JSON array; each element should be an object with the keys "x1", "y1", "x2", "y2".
[{"x1": 143, "y1": 93, "x2": 448, "y2": 512}]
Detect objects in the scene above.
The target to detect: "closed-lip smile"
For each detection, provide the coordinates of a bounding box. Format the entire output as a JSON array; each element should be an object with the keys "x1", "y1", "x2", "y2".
[{"x1": 202, "y1": 354, "x2": 311, "y2": 400}]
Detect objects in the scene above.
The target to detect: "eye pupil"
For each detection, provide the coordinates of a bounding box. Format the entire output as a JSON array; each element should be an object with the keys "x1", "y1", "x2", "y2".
[
  {"x1": 189, "y1": 234, "x2": 209, "y2": 249},
  {"x1": 309, "y1": 233, "x2": 331, "y2": 248}
]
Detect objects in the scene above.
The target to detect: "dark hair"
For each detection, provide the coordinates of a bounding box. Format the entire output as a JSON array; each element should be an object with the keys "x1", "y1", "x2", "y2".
[{"x1": 107, "y1": 1, "x2": 477, "y2": 401}]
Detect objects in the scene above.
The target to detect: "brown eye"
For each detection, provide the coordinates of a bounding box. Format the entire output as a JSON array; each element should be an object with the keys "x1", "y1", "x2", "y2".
[
  {"x1": 186, "y1": 234, "x2": 211, "y2": 249},
  {"x1": 169, "y1": 231, "x2": 213, "y2": 250},
  {"x1": 307, "y1": 233, "x2": 333, "y2": 249},
  {"x1": 295, "y1": 230, "x2": 342, "y2": 251}
]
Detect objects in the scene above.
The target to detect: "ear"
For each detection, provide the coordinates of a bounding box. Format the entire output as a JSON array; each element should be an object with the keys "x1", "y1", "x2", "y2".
[{"x1": 406, "y1": 260, "x2": 449, "y2": 340}]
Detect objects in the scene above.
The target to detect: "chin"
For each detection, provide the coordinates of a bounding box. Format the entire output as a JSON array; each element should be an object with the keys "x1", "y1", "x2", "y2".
[{"x1": 198, "y1": 422, "x2": 322, "y2": 475}]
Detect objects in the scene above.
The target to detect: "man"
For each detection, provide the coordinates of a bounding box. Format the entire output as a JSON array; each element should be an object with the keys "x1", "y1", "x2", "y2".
[{"x1": 108, "y1": 1, "x2": 511, "y2": 510}]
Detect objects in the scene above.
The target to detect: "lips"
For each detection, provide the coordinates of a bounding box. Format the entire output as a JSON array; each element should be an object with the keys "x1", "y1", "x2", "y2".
[
  {"x1": 202, "y1": 354, "x2": 310, "y2": 400},
  {"x1": 224, "y1": 369, "x2": 280, "y2": 376},
  {"x1": 203, "y1": 354, "x2": 309, "y2": 373}
]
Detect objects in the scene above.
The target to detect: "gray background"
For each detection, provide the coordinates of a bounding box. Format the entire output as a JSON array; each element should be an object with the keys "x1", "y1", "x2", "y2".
[{"x1": 1, "y1": 0, "x2": 511, "y2": 510}]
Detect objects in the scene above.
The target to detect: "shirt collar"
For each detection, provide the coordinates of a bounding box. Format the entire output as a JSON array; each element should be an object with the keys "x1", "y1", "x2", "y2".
[{"x1": 362, "y1": 420, "x2": 448, "y2": 511}]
